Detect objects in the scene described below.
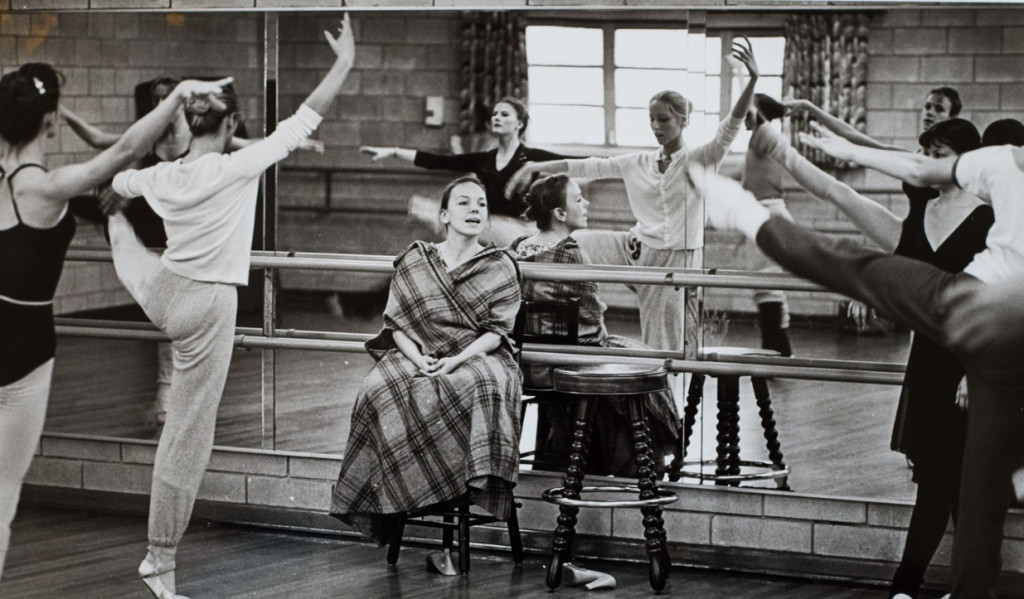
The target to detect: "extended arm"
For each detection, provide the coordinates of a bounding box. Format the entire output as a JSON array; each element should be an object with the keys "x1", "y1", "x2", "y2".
[
  {"x1": 786, "y1": 98, "x2": 903, "y2": 152},
  {"x1": 751, "y1": 126, "x2": 902, "y2": 251},
  {"x1": 61, "y1": 106, "x2": 121, "y2": 149},
  {"x1": 505, "y1": 159, "x2": 571, "y2": 198},
  {"x1": 360, "y1": 146, "x2": 417, "y2": 162},
  {"x1": 729, "y1": 36, "x2": 759, "y2": 121},
  {"x1": 800, "y1": 123, "x2": 956, "y2": 188},
  {"x1": 302, "y1": 14, "x2": 355, "y2": 115},
  {"x1": 37, "y1": 77, "x2": 232, "y2": 203}
]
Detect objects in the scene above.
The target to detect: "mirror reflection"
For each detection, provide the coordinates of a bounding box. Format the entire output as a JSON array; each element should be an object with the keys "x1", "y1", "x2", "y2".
[{"x1": 27, "y1": 7, "x2": 991, "y2": 507}]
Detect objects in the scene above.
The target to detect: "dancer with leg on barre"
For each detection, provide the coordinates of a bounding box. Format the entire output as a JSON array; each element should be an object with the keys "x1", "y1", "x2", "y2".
[
  {"x1": 106, "y1": 17, "x2": 354, "y2": 599},
  {"x1": 0, "y1": 62, "x2": 227, "y2": 585}
]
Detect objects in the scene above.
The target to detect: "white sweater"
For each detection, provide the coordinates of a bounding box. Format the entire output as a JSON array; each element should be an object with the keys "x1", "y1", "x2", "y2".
[{"x1": 113, "y1": 104, "x2": 322, "y2": 285}]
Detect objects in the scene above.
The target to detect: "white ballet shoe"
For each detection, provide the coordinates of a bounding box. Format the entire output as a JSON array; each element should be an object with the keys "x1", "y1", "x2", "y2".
[
  {"x1": 1013, "y1": 467, "x2": 1024, "y2": 504},
  {"x1": 425, "y1": 548, "x2": 458, "y2": 576},
  {"x1": 891, "y1": 594, "x2": 913, "y2": 599},
  {"x1": 139, "y1": 552, "x2": 189, "y2": 599},
  {"x1": 563, "y1": 563, "x2": 617, "y2": 590}
]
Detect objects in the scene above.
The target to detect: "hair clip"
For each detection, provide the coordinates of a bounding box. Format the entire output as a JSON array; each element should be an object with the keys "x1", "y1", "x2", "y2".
[{"x1": 32, "y1": 77, "x2": 46, "y2": 95}]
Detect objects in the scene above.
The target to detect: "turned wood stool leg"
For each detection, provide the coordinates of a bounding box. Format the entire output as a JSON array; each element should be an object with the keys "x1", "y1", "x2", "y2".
[
  {"x1": 715, "y1": 375, "x2": 742, "y2": 486},
  {"x1": 547, "y1": 397, "x2": 594, "y2": 591},
  {"x1": 751, "y1": 376, "x2": 790, "y2": 490},
  {"x1": 669, "y1": 374, "x2": 704, "y2": 482},
  {"x1": 629, "y1": 400, "x2": 671, "y2": 592}
]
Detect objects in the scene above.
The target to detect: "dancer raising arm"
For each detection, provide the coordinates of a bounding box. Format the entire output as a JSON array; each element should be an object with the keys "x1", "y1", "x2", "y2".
[
  {"x1": 107, "y1": 16, "x2": 354, "y2": 599},
  {"x1": 360, "y1": 97, "x2": 569, "y2": 245},
  {"x1": 503, "y1": 37, "x2": 760, "y2": 394},
  {"x1": 696, "y1": 124, "x2": 1024, "y2": 597},
  {"x1": 752, "y1": 119, "x2": 994, "y2": 599},
  {"x1": 0, "y1": 62, "x2": 228, "y2": 584}
]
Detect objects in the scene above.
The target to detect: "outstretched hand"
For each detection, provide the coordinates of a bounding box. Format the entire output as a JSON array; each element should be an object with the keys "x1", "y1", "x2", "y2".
[
  {"x1": 504, "y1": 165, "x2": 536, "y2": 199},
  {"x1": 360, "y1": 146, "x2": 394, "y2": 161},
  {"x1": 783, "y1": 98, "x2": 815, "y2": 115},
  {"x1": 325, "y1": 13, "x2": 356, "y2": 69},
  {"x1": 731, "y1": 35, "x2": 759, "y2": 79},
  {"x1": 174, "y1": 77, "x2": 234, "y2": 112},
  {"x1": 798, "y1": 122, "x2": 855, "y2": 159}
]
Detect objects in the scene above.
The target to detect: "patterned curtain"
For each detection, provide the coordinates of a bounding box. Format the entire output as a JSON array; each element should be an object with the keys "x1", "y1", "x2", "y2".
[
  {"x1": 783, "y1": 13, "x2": 870, "y2": 167},
  {"x1": 457, "y1": 12, "x2": 528, "y2": 152}
]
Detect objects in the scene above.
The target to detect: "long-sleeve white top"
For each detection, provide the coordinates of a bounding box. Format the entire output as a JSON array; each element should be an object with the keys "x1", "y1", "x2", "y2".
[
  {"x1": 565, "y1": 116, "x2": 742, "y2": 250},
  {"x1": 113, "y1": 104, "x2": 323, "y2": 285}
]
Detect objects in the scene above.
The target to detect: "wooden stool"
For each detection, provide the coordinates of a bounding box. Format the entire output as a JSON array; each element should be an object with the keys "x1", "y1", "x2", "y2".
[
  {"x1": 670, "y1": 347, "x2": 790, "y2": 489},
  {"x1": 542, "y1": 364, "x2": 679, "y2": 593}
]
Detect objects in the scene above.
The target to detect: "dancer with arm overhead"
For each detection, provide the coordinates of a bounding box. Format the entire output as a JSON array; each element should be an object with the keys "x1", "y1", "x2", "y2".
[
  {"x1": 330, "y1": 175, "x2": 522, "y2": 577},
  {"x1": 510, "y1": 174, "x2": 680, "y2": 477},
  {"x1": 752, "y1": 118, "x2": 998, "y2": 599},
  {"x1": 361, "y1": 97, "x2": 567, "y2": 245},
  {"x1": 107, "y1": 17, "x2": 354, "y2": 599},
  {"x1": 0, "y1": 62, "x2": 228, "y2": 584},
  {"x1": 504, "y1": 37, "x2": 760, "y2": 392},
  {"x1": 697, "y1": 124, "x2": 1024, "y2": 598}
]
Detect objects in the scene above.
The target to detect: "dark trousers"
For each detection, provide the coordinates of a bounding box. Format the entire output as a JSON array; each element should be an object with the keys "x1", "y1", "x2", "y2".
[{"x1": 757, "y1": 217, "x2": 1024, "y2": 599}]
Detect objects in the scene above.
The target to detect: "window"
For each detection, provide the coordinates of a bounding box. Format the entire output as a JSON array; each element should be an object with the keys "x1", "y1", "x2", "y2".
[{"x1": 526, "y1": 24, "x2": 784, "y2": 151}]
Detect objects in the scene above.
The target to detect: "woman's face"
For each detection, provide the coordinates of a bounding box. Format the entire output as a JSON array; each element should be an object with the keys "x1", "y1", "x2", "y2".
[
  {"x1": 441, "y1": 182, "x2": 488, "y2": 238},
  {"x1": 491, "y1": 102, "x2": 523, "y2": 137},
  {"x1": 560, "y1": 180, "x2": 589, "y2": 231},
  {"x1": 649, "y1": 100, "x2": 686, "y2": 147},
  {"x1": 921, "y1": 93, "x2": 954, "y2": 132}
]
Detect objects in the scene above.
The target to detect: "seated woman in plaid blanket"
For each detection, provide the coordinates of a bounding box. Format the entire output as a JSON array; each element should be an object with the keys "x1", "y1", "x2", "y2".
[
  {"x1": 330, "y1": 175, "x2": 523, "y2": 575},
  {"x1": 509, "y1": 174, "x2": 680, "y2": 477}
]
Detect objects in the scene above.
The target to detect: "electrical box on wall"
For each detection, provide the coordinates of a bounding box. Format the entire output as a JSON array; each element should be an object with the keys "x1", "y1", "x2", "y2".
[{"x1": 424, "y1": 96, "x2": 444, "y2": 127}]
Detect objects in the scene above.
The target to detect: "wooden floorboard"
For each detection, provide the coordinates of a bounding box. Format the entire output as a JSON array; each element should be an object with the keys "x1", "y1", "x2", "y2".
[{"x1": 1, "y1": 505, "x2": 887, "y2": 599}]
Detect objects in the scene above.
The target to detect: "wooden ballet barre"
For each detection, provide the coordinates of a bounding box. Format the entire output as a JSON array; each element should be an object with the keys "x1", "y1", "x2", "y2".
[
  {"x1": 64, "y1": 248, "x2": 825, "y2": 292},
  {"x1": 54, "y1": 324, "x2": 904, "y2": 385}
]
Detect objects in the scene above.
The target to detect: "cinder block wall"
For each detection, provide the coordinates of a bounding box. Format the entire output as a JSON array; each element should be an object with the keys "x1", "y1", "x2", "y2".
[{"x1": 23, "y1": 432, "x2": 1024, "y2": 586}]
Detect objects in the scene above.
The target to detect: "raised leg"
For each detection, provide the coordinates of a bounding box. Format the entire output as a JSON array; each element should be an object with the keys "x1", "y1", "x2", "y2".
[
  {"x1": 751, "y1": 376, "x2": 790, "y2": 490},
  {"x1": 547, "y1": 397, "x2": 594, "y2": 591},
  {"x1": 628, "y1": 399, "x2": 671, "y2": 592}
]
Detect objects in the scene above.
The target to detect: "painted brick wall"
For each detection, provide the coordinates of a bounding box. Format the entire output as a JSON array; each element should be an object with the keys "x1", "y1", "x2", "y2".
[{"x1": 24, "y1": 432, "x2": 1024, "y2": 585}]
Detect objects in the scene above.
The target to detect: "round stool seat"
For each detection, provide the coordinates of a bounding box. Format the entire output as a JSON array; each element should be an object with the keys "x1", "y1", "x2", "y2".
[
  {"x1": 552, "y1": 364, "x2": 669, "y2": 396},
  {"x1": 700, "y1": 346, "x2": 780, "y2": 359}
]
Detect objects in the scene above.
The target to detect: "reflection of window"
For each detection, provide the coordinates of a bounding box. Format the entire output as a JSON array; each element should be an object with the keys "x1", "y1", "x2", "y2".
[{"x1": 526, "y1": 24, "x2": 784, "y2": 150}]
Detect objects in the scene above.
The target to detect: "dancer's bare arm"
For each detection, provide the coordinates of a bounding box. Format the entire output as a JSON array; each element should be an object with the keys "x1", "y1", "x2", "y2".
[{"x1": 785, "y1": 98, "x2": 903, "y2": 152}]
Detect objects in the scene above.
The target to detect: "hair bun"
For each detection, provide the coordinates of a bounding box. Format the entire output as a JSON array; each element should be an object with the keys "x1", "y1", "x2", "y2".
[{"x1": 187, "y1": 97, "x2": 211, "y2": 115}]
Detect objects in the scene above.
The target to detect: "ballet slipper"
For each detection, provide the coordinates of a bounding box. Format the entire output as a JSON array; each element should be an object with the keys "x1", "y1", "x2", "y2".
[
  {"x1": 139, "y1": 553, "x2": 189, "y2": 599},
  {"x1": 1012, "y1": 467, "x2": 1024, "y2": 504},
  {"x1": 891, "y1": 594, "x2": 913, "y2": 599},
  {"x1": 425, "y1": 548, "x2": 458, "y2": 576},
  {"x1": 563, "y1": 563, "x2": 617, "y2": 590}
]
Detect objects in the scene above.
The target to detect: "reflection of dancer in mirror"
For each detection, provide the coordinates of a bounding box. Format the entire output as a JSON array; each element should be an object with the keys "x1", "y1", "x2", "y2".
[
  {"x1": 786, "y1": 87, "x2": 963, "y2": 332},
  {"x1": 107, "y1": 17, "x2": 354, "y2": 599},
  {"x1": 699, "y1": 123, "x2": 1024, "y2": 599},
  {"x1": 330, "y1": 175, "x2": 522, "y2": 577},
  {"x1": 510, "y1": 174, "x2": 680, "y2": 476},
  {"x1": 751, "y1": 118, "x2": 999, "y2": 599},
  {"x1": 0, "y1": 62, "x2": 226, "y2": 586},
  {"x1": 740, "y1": 93, "x2": 794, "y2": 356},
  {"x1": 63, "y1": 78, "x2": 323, "y2": 427},
  {"x1": 360, "y1": 97, "x2": 569, "y2": 246},
  {"x1": 506, "y1": 37, "x2": 760, "y2": 398}
]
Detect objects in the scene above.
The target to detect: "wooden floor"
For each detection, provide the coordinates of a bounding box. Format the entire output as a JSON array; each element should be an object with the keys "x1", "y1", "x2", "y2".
[{"x1": 1, "y1": 505, "x2": 886, "y2": 599}]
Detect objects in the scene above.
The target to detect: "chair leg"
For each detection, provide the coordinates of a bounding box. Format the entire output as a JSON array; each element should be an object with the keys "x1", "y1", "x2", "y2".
[
  {"x1": 508, "y1": 502, "x2": 524, "y2": 564},
  {"x1": 458, "y1": 504, "x2": 471, "y2": 574},
  {"x1": 386, "y1": 514, "x2": 406, "y2": 565},
  {"x1": 670, "y1": 374, "x2": 705, "y2": 482},
  {"x1": 751, "y1": 376, "x2": 790, "y2": 490}
]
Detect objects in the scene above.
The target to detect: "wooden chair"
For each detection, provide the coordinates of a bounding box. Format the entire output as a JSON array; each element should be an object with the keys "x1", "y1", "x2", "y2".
[{"x1": 514, "y1": 299, "x2": 579, "y2": 472}]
